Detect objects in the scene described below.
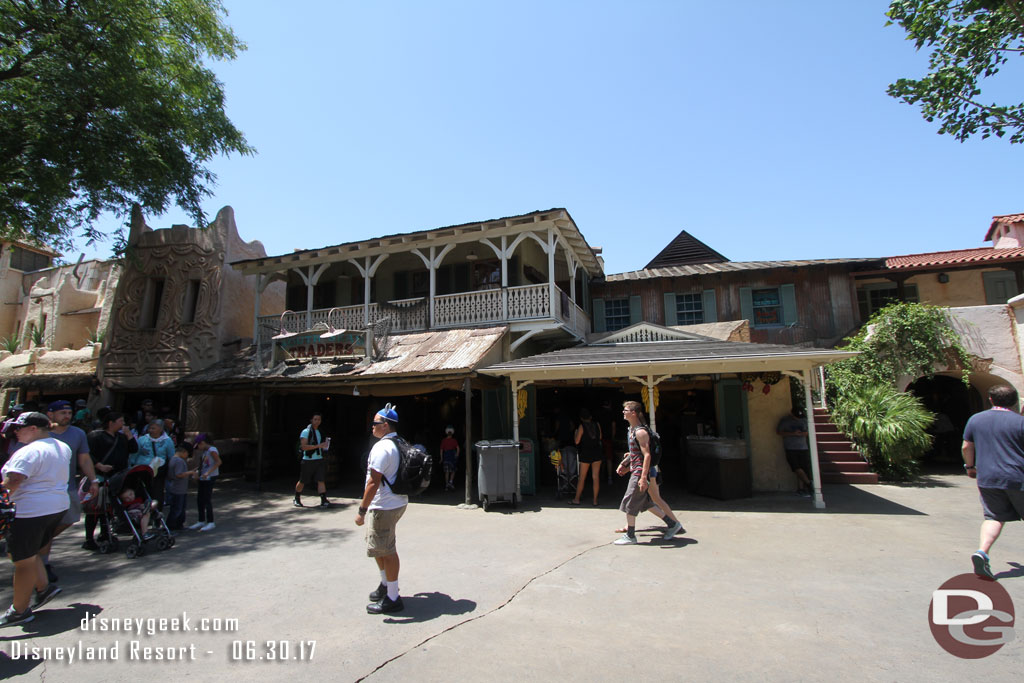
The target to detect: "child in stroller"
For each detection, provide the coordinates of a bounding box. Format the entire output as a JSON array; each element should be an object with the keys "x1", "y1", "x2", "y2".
[{"x1": 110, "y1": 465, "x2": 175, "y2": 558}]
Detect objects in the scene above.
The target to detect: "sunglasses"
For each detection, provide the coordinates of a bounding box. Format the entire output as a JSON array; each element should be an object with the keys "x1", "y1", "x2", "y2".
[{"x1": 372, "y1": 421, "x2": 387, "y2": 426}]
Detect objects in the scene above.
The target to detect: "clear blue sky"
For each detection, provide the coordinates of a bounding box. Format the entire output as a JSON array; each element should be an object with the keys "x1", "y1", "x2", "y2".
[{"x1": 84, "y1": 1, "x2": 1023, "y2": 275}]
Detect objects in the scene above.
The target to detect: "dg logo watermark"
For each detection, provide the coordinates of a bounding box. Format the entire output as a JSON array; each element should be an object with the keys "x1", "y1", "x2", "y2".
[{"x1": 929, "y1": 574, "x2": 1016, "y2": 658}]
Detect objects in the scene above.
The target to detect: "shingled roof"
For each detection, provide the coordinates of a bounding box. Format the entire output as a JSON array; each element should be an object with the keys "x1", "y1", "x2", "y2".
[{"x1": 644, "y1": 230, "x2": 729, "y2": 269}]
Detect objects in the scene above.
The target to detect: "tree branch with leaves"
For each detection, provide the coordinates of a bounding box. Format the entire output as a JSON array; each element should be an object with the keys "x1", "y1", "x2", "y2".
[
  {"x1": 0, "y1": 0, "x2": 254, "y2": 253},
  {"x1": 887, "y1": 0, "x2": 1024, "y2": 143}
]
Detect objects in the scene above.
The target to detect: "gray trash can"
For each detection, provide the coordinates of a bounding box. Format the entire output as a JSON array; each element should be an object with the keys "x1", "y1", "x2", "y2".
[{"x1": 476, "y1": 440, "x2": 520, "y2": 511}]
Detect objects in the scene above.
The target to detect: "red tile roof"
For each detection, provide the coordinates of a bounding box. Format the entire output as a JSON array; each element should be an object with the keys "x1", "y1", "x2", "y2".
[
  {"x1": 985, "y1": 213, "x2": 1024, "y2": 241},
  {"x1": 884, "y1": 247, "x2": 1024, "y2": 270}
]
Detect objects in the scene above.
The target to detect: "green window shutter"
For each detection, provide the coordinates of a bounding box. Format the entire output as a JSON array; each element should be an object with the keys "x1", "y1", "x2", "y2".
[
  {"x1": 663, "y1": 293, "x2": 677, "y2": 326},
  {"x1": 593, "y1": 298, "x2": 606, "y2": 332},
  {"x1": 702, "y1": 289, "x2": 717, "y2": 323},
  {"x1": 781, "y1": 283, "x2": 797, "y2": 325},
  {"x1": 739, "y1": 287, "x2": 753, "y2": 324},
  {"x1": 983, "y1": 271, "x2": 1019, "y2": 304},
  {"x1": 629, "y1": 295, "x2": 642, "y2": 325}
]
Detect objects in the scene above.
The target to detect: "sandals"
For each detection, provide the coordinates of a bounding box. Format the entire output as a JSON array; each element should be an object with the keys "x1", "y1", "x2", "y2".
[{"x1": 568, "y1": 499, "x2": 581, "y2": 505}]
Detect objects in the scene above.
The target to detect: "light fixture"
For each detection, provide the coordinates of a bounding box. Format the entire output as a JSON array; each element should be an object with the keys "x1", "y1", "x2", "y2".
[
  {"x1": 271, "y1": 310, "x2": 298, "y2": 339},
  {"x1": 466, "y1": 249, "x2": 478, "y2": 261},
  {"x1": 938, "y1": 272, "x2": 950, "y2": 284},
  {"x1": 320, "y1": 307, "x2": 347, "y2": 339},
  {"x1": 352, "y1": 386, "x2": 360, "y2": 396}
]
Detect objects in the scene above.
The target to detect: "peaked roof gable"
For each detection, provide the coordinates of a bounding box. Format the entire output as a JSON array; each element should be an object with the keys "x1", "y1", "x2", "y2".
[
  {"x1": 644, "y1": 230, "x2": 729, "y2": 269},
  {"x1": 590, "y1": 322, "x2": 715, "y2": 344}
]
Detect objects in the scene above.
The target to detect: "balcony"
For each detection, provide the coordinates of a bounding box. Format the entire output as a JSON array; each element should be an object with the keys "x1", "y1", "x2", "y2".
[{"x1": 258, "y1": 283, "x2": 589, "y2": 345}]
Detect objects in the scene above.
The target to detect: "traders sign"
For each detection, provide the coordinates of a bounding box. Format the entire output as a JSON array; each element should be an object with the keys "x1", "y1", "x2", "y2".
[{"x1": 278, "y1": 331, "x2": 367, "y2": 359}]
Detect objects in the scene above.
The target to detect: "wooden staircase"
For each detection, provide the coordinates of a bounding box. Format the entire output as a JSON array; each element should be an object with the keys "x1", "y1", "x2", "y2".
[{"x1": 813, "y1": 407, "x2": 878, "y2": 485}]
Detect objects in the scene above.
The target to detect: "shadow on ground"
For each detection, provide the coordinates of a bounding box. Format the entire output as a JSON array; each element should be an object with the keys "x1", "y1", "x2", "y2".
[{"x1": 379, "y1": 592, "x2": 477, "y2": 624}]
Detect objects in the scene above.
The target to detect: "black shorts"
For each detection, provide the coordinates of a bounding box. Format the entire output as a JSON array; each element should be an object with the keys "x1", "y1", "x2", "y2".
[
  {"x1": 8, "y1": 511, "x2": 65, "y2": 562},
  {"x1": 299, "y1": 458, "x2": 326, "y2": 484},
  {"x1": 979, "y1": 487, "x2": 1024, "y2": 522},
  {"x1": 785, "y1": 449, "x2": 811, "y2": 474}
]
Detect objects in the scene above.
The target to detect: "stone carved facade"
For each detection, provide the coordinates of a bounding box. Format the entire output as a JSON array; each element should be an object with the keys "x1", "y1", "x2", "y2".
[{"x1": 100, "y1": 205, "x2": 284, "y2": 393}]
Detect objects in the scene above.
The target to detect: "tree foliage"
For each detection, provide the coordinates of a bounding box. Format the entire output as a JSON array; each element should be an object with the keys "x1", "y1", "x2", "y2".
[
  {"x1": 827, "y1": 302, "x2": 971, "y2": 399},
  {"x1": 826, "y1": 302, "x2": 971, "y2": 481},
  {"x1": 0, "y1": 0, "x2": 254, "y2": 251},
  {"x1": 886, "y1": 0, "x2": 1024, "y2": 143}
]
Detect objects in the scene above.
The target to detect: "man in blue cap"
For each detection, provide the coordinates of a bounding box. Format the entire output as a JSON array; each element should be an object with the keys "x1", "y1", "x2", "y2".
[{"x1": 355, "y1": 403, "x2": 408, "y2": 614}]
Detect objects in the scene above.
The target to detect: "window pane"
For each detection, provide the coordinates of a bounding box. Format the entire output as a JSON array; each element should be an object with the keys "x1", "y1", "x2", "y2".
[
  {"x1": 676, "y1": 292, "x2": 703, "y2": 325},
  {"x1": 605, "y1": 299, "x2": 630, "y2": 331},
  {"x1": 752, "y1": 288, "x2": 781, "y2": 325}
]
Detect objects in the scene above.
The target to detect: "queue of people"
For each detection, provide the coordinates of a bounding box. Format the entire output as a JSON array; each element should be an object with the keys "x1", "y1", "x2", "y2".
[{"x1": 1, "y1": 398, "x2": 220, "y2": 628}]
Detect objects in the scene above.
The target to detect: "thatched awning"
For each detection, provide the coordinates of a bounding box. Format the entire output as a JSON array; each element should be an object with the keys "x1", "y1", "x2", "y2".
[{"x1": 1, "y1": 373, "x2": 95, "y2": 391}]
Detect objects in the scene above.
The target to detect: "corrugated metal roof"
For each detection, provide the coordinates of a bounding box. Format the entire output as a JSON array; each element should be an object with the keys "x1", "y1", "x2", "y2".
[
  {"x1": 485, "y1": 339, "x2": 852, "y2": 373},
  {"x1": 174, "y1": 326, "x2": 508, "y2": 387},
  {"x1": 604, "y1": 258, "x2": 880, "y2": 281},
  {"x1": 358, "y1": 326, "x2": 506, "y2": 377},
  {"x1": 883, "y1": 247, "x2": 1024, "y2": 270}
]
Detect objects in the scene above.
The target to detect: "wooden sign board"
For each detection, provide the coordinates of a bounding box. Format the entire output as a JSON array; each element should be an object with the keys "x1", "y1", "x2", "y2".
[{"x1": 277, "y1": 330, "x2": 368, "y2": 360}]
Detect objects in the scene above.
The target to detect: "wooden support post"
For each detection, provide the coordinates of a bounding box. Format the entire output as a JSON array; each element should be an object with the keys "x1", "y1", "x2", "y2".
[{"x1": 464, "y1": 376, "x2": 473, "y2": 505}]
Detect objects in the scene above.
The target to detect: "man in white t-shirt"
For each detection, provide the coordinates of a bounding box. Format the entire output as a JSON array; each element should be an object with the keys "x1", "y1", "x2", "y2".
[
  {"x1": 0, "y1": 412, "x2": 72, "y2": 628},
  {"x1": 355, "y1": 403, "x2": 408, "y2": 615}
]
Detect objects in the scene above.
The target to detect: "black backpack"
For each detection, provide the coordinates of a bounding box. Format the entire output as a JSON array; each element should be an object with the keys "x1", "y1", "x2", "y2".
[
  {"x1": 633, "y1": 425, "x2": 662, "y2": 468},
  {"x1": 382, "y1": 436, "x2": 432, "y2": 496}
]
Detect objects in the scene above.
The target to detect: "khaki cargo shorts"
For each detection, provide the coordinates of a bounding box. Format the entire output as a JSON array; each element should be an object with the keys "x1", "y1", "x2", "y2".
[{"x1": 366, "y1": 505, "x2": 407, "y2": 557}]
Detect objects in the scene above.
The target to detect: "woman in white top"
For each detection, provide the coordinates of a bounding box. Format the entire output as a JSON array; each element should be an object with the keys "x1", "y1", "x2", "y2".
[{"x1": 0, "y1": 412, "x2": 72, "y2": 627}]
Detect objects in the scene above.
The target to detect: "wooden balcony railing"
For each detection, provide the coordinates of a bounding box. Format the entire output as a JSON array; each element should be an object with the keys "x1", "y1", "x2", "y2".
[{"x1": 257, "y1": 284, "x2": 585, "y2": 344}]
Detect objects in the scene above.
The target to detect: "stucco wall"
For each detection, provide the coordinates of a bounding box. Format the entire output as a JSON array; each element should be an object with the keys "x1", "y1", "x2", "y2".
[
  {"x1": 943, "y1": 305, "x2": 1024, "y2": 395},
  {"x1": 858, "y1": 269, "x2": 1008, "y2": 308},
  {"x1": 747, "y1": 378, "x2": 800, "y2": 491}
]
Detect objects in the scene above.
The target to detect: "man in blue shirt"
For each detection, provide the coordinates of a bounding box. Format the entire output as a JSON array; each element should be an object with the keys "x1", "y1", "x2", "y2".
[
  {"x1": 962, "y1": 384, "x2": 1024, "y2": 580},
  {"x1": 293, "y1": 413, "x2": 330, "y2": 507}
]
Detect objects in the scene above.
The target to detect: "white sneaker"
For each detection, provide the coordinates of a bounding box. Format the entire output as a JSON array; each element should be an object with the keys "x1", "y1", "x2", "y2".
[
  {"x1": 613, "y1": 533, "x2": 638, "y2": 545},
  {"x1": 188, "y1": 522, "x2": 204, "y2": 530},
  {"x1": 200, "y1": 522, "x2": 216, "y2": 532}
]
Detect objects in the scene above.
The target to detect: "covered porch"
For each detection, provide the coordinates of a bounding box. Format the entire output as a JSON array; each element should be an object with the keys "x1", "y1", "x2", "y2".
[{"x1": 481, "y1": 334, "x2": 857, "y2": 509}]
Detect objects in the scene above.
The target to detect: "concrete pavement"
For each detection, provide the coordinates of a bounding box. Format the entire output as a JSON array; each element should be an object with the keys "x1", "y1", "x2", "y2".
[{"x1": 1, "y1": 473, "x2": 1023, "y2": 681}]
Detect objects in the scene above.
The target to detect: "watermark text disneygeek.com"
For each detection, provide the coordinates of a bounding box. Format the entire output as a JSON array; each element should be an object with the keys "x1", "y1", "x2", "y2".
[{"x1": 4, "y1": 612, "x2": 241, "y2": 664}]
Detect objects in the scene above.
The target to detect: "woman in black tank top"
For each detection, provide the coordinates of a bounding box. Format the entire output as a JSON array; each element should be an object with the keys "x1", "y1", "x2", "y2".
[{"x1": 571, "y1": 408, "x2": 604, "y2": 506}]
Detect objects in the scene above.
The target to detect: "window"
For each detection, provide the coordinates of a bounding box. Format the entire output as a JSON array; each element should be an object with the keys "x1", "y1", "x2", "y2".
[
  {"x1": 183, "y1": 280, "x2": 201, "y2": 324},
  {"x1": 982, "y1": 271, "x2": 1019, "y2": 305},
  {"x1": 9, "y1": 246, "x2": 51, "y2": 272},
  {"x1": 139, "y1": 278, "x2": 165, "y2": 329},
  {"x1": 472, "y1": 260, "x2": 500, "y2": 290},
  {"x1": 856, "y1": 283, "x2": 919, "y2": 320},
  {"x1": 752, "y1": 288, "x2": 782, "y2": 326},
  {"x1": 740, "y1": 284, "x2": 797, "y2": 328},
  {"x1": 675, "y1": 292, "x2": 704, "y2": 325},
  {"x1": 605, "y1": 299, "x2": 630, "y2": 331}
]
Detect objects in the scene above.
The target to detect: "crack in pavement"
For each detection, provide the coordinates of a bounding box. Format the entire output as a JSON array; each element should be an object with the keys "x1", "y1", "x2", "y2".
[{"x1": 355, "y1": 540, "x2": 608, "y2": 682}]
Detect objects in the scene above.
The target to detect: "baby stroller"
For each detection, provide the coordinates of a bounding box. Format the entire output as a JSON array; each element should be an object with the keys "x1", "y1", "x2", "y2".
[
  {"x1": 549, "y1": 446, "x2": 578, "y2": 500},
  {"x1": 81, "y1": 476, "x2": 121, "y2": 555},
  {"x1": 108, "y1": 465, "x2": 175, "y2": 559}
]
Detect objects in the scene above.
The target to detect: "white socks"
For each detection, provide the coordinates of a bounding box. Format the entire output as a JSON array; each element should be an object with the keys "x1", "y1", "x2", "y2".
[{"x1": 386, "y1": 580, "x2": 399, "y2": 601}]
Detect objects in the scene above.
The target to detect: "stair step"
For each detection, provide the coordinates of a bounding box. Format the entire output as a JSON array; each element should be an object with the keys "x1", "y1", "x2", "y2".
[
  {"x1": 820, "y1": 461, "x2": 872, "y2": 473},
  {"x1": 821, "y1": 471, "x2": 879, "y2": 485}
]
